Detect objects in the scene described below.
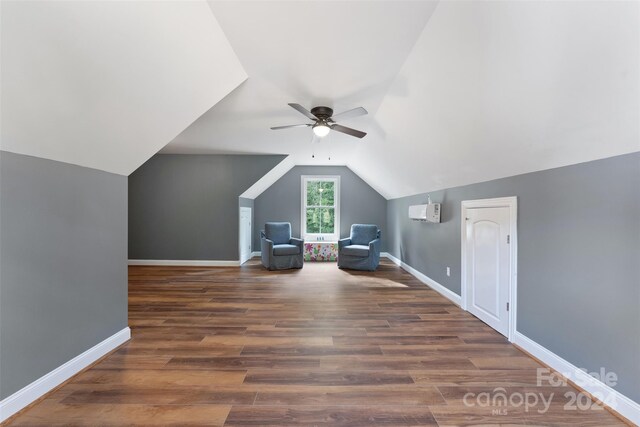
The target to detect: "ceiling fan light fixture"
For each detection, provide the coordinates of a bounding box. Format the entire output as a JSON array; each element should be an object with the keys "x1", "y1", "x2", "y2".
[
  {"x1": 272, "y1": 104, "x2": 367, "y2": 139},
  {"x1": 312, "y1": 123, "x2": 330, "y2": 138}
]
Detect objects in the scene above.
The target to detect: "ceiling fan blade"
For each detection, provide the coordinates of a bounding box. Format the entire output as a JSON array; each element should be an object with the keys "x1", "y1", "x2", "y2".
[
  {"x1": 331, "y1": 106, "x2": 368, "y2": 121},
  {"x1": 270, "y1": 123, "x2": 311, "y2": 130},
  {"x1": 331, "y1": 124, "x2": 367, "y2": 139},
  {"x1": 288, "y1": 103, "x2": 318, "y2": 120}
]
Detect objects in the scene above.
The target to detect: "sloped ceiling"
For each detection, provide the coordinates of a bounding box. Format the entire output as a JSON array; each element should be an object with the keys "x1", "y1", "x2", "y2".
[
  {"x1": 3, "y1": 1, "x2": 636, "y2": 193},
  {"x1": 349, "y1": 0, "x2": 640, "y2": 198},
  {"x1": 1, "y1": 0, "x2": 246, "y2": 176},
  {"x1": 167, "y1": 0, "x2": 639, "y2": 199},
  {"x1": 163, "y1": 0, "x2": 439, "y2": 166}
]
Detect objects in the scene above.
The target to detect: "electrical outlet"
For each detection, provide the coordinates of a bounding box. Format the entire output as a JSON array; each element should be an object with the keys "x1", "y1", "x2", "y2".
[{"x1": 446, "y1": 267, "x2": 451, "y2": 277}]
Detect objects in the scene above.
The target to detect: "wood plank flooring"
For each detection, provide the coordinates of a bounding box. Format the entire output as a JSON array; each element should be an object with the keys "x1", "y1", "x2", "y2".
[{"x1": 6, "y1": 260, "x2": 626, "y2": 426}]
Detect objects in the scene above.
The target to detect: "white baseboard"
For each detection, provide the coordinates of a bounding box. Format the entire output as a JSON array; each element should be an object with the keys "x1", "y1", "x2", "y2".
[
  {"x1": 513, "y1": 331, "x2": 640, "y2": 425},
  {"x1": 381, "y1": 252, "x2": 462, "y2": 306},
  {"x1": 128, "y1": 259, "x2": 240, "y2": 267},
  {"x1": 251, "y1": 251, "x2": 261, "y2": 258},
  {"x1": 0, "y1": 327, "x2": 131, "y2": 422}
]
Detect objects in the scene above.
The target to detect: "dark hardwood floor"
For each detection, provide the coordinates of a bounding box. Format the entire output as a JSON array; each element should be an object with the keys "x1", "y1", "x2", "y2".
[{"x1": 6, "y1": 260, "x2": 626, "y2": 426}]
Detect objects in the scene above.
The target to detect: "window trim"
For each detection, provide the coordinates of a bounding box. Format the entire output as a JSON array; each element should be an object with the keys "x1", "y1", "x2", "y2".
[{"x1": 301, "y1": 175, "x2": 340, "y2": 241}]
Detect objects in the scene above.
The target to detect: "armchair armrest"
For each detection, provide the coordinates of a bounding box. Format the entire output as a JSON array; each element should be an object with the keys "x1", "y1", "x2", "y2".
[
  {"x1": 261, "y1": 236, "x2": 274, "y2": 254},
  {"x1": 369, "y1": 238, "x2": 381, "y2": 268},
  {"x1": 260, "y1": 235, "x2": 274, "y2": 268},
  {"x1": 338, "y1": 238, "x2": 351, "y2": 250},
  {"x1": 369, "y1": 238, "x2": 381, "y2": 253},
  {"x1": 290, "y1": 237, "x2": 304, "y2": 249}
]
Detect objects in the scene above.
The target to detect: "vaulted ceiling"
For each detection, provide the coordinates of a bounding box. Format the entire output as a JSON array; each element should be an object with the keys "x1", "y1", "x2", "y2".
[
  {"x1": 349, "y1": 0, "x2": 640, "y2": 198},
  {"x1": 1, "y1": 0, "x2": 246, "y2": 175},
  {"x1": 2, "y1": 1, "x2": 638, "y2": 198},
  {"x1": 164, "y1": 0, "x2": 439, "y2": 163},
  {"x1": 167, "y1": 0, "x2": 640, "y2": 199}
]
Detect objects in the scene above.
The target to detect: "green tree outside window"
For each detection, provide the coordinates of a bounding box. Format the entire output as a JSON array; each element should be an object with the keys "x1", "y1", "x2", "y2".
[{"x1": 305, "y1": 180, "x2": 336, "y2": 235}]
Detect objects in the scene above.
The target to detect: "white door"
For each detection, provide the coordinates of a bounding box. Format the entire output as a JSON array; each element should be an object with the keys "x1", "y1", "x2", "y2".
[
  {"x1": 464, "y1": 206, "x2": 511, "y2": 336},
  {"x1": 239, "y1": 207, "x2": 252, "y2": 264}
]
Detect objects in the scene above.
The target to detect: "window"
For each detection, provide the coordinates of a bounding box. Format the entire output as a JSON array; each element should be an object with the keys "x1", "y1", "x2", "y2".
[{"x1": 301, "y1": 176, "x2": 340, "y2": 241}]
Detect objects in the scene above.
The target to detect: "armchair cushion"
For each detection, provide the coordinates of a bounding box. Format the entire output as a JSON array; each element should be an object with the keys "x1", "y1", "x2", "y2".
[
  {"x1": 264, "y1": 222, "x2": 292, "y2": 245},
  {"x1": 350, "y1": 224, "x2": 380, "y2": 246},
  {"x1": 341, "y1": 244, "x2": 369, "y2": 257},
  {"x1": 273, "y1": 244, "x2": 301, "y2": 256}
]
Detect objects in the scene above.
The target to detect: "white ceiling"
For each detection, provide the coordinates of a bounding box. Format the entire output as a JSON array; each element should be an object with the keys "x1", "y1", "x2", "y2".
[
  {"x1": 2, "y1": 1, "x2": 637, "y2": 196},
  {"x1": 166, "y1": 0, "x2": 639, "y2": 199},
  {"x1": 349, "y1": 0, "x2": 640, "y2": 198},
  {"x1": 163, "y1": 0, "x2": 439, "y2": 164},
  {"x1": 1, "y1": 0, "x2": 246, "y2": 175}
]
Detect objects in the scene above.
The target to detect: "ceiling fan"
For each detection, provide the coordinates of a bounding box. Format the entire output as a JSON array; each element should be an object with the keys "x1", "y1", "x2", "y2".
[{"x1": 271, "y1": 103, "x2": 367, "y2": 139}]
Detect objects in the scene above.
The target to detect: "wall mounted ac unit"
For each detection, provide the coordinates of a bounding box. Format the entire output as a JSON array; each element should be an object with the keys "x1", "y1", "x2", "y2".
[{"x1": 408, "y1": 203, "x2": 441, "y2": 223}]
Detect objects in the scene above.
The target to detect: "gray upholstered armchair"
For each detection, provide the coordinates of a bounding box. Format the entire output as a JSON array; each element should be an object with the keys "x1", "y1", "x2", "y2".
[
  {"x1": 338, "y1": 224, "x2": 381, "y2": 271},
  {"x1": 260, "y1": 222, "x2": 304, "y2": 270}
]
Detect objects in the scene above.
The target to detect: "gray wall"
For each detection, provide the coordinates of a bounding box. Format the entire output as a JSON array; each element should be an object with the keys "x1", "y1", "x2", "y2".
[
  {"x1": 386, "y1": 152, "x2": 640, "y2": 402},
  {"x1": 128, "y1": 154, "x2": 285, "y2": 260},
  {"x1": 254, "y1": 166, "x2": 387, "y2": 250},
  {"x1": 0, "y1": 151, "x2": 128, "y2": 399}
]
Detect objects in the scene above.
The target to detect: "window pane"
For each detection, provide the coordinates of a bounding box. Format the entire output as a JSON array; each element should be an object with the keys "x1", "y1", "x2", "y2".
[
  {"x1": 320, "y1": 181, "x2": 335, "y2": 206},
  {"x1": 306, "y1": 208, "x2": 321, "y2": 233},
  {"x1": 306, "y1": 181, "x2": 320, "y2": 206},
  {"x1": 320, "y1": 208, "x2": 335, "y2": 234}
]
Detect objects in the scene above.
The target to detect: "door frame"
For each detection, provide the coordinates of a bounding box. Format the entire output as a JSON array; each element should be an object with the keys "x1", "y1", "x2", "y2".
[
  {"x1": 461, "y1": 196, "x2": 518, "y2": 342},
  {"x1": 239, "y1": 206, "x2": 252, "y2": 265}
]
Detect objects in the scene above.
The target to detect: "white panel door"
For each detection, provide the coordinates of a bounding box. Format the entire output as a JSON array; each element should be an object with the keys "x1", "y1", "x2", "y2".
[
  {"x1": 464, "y1": 206, "x2": 511, "y2": 336},
  {"x1": 239, "y1": 207, "x2": 252, "y2": 264}
]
